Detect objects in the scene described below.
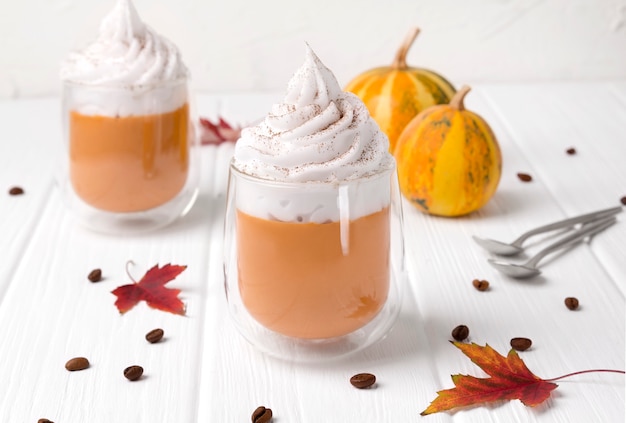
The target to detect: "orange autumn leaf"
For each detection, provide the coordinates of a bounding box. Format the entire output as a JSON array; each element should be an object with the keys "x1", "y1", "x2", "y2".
[
  {"x1": 421, "y1": 342, "x2": 625, "y2": 415},
  {"x1": 111, "y1": 263, "x2": 187, "y2": 315},
  {"x1": 421, "y1": 342, "x2": 558, "y2": 415}
]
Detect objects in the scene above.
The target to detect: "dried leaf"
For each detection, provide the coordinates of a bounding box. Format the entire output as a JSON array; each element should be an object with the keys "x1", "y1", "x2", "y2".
[
  {"x1": 199, "y1": 116, "x2": 241, "y2": 145},
  {"x1": 111, "y1": 263, "x2": 187, "y2": 315},
  {"x1": 421, "y1": 342, "x2": 557, "y2": 415}
]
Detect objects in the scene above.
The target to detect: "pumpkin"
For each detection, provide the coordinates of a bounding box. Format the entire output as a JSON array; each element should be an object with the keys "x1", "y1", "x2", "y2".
[
  {"x1": 393, "y1": 85, "x2": 502, "y2": 217},
  {"x1": 345, "y1": 27, "x2": 456, "y2": 152}
]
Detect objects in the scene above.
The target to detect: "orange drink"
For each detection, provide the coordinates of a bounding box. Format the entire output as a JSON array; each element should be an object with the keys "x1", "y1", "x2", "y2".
[
  {"x1": 224, "y1": 161, "x2": 404, "y2": 354},
  {"x1": 69, "y1": 104, "x2": 189, "y2": 212},
  {"x1": 59, "y1": 80, "x2": 198, "y2": 233},
  {"x1": 237, "y1": 207, "x2": 390, "y2": 339}
]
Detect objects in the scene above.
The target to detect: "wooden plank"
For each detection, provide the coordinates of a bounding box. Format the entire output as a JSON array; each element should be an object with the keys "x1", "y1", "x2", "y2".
[{"x1": 0, "y1": 99, "x2": 59, "y2": 301}]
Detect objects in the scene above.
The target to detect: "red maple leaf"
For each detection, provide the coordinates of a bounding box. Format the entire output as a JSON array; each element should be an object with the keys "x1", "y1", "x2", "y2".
[
  {"x1": 421, "y1": 342, "x2": 624, "y2": 415},
  {"x1": 111, "y1": 263, "x2": 187, "y2": 315},
  {"x1": 199, "y1": 116, "x2": 241, "y2": 145}
]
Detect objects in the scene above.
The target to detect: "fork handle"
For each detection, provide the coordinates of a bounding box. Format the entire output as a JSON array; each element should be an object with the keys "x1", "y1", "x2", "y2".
[{"x1": 512, "y1": 206, "x2": 622, "y2": 247}]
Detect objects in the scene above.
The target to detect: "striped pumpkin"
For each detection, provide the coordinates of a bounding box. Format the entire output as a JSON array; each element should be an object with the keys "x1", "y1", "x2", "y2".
[
  {"x1": 345, "y1": 27, "x2": 456, "y2": 152},
  {"x1": 394, "y1": 85, "x2": 502, "y2": 217}
]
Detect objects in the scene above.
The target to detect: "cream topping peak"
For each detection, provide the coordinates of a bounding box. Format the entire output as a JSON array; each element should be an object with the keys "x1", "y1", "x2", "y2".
[
  {"x1": 61, "y1": 0, "x2": 187, "y2": 87},
  {"x1": 233, "y1": 44, "x2": 392, "y2": 183}
]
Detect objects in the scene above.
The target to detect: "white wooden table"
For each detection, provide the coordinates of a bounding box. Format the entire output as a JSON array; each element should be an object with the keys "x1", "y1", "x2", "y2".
[{"x1": 0, "y1": 82, "x2": 624, "y2": 422}]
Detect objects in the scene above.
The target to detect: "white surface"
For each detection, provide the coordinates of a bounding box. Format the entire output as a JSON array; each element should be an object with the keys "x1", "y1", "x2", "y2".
[
  {"x1": 0, "y1": 83, "x2": 624, "y2": 422},
  {"x1": 2, "y1": 0, "x2": 626, "y2": 98}
]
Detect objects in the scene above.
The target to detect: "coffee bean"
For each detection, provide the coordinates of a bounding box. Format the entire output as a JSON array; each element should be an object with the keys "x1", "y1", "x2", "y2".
[
  {"x1": 87, "y1": 268, "x2": 102, "y2": 283},
  {"x1": 451, "y1": 325, "x2": 469, "y2": 342},
  {"x1": 251, "y1": 406, "x2": 273, "y2": 423},
  {"x1": 65, "y1": 357, "x2": 89, "y2": 371},
  {"x1": 564, "y1": 297, "x2": 579, "y2": 310},
  {"x1": 8, "y1": 186, "x2": 24, "y2": 195},
  {"x1": 517, "y1": 173, "x2": 532, "y2": 182},
  {"x1": 566, "y1": 147, "x2": 577, "y2": 155},
  {"x1": 145, "y1": 328, "x2": 164, "y2": 343},
  {"x1": 510, "y1": 337, "x2": 532, "y2": 351},
  {"x1": 472, "y1": 279, "x2": 490, "y2": 291},
  {"x1": 350, "y1": 373, "x2": 376, "y2": 389},
  {"x1": 38, "y1": 419, "x2": 54, "y2": 423},
  {"x1": 620, "y1": 196, "x2": 626, "y2": 206},
  {"x1": 123, "y1": 365, "x2": 143, "y2": 381}
]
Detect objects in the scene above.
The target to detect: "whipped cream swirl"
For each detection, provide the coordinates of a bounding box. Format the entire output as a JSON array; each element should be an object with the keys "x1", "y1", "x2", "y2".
[
  {"x1": 60, "y1": 0, "x2": 187, "y2": 87},
  {"x1": 233, "y1": 45, "x2": 393, "y2": 183}
]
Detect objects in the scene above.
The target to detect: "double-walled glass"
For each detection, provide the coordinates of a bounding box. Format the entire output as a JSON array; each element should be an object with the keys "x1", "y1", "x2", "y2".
[
  {"x1": 59, "y1": 78, "x2": 199, "y2": 233},
  {"x1": 223, "y1": 161, "x2": 406, "y2": 362}
]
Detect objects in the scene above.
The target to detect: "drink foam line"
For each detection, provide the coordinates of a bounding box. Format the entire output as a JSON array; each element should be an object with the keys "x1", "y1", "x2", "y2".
[{"x1": 339, "y1": 185, "x2": 350, "y2": 256}]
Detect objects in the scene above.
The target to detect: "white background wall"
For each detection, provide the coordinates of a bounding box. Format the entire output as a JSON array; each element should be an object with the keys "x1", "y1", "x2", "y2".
[{"x1": 1, "y1": 0, "x2": 625, "y2": 99}]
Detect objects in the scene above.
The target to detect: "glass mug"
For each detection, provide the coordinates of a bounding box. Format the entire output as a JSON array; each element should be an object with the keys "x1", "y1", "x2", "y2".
[
  {"x1": 223, "y1": 160, "x2": 406, "y2": 361},
  {"x1": 58, "y1": 78, "x2": 199, "y2": 234}
]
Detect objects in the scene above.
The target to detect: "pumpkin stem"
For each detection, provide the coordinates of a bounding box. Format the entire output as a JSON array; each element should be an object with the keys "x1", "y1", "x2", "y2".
[
  {"x1": 449, "y1": 85, "x2": 471, "y2": 111},
  {"x1": 391, "y1": 27, "x2": 420, "y2": 69}
]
